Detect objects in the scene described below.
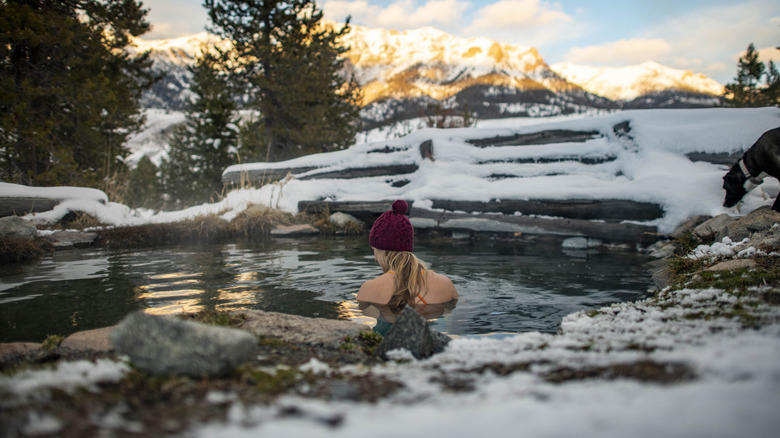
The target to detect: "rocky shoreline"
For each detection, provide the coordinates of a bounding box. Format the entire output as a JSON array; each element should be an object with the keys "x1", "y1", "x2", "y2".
[{"x1": 1, "y1": 208, "x2": 779, "y2": 437}]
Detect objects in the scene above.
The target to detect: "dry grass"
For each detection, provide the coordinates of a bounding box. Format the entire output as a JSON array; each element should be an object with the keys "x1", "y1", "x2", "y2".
[
  {"x1": 96, "y1": 204, "x2": 300, "y2": 248},
  {"x1": 232, "y1": 204, "x2": 294, "y2": 237},
  {"x1": 0, "y1": 237, "x2": 53, "y2": 264}
]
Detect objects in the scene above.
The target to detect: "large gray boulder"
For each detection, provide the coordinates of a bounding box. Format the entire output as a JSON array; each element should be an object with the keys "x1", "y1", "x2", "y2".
[
  {"x1": 239, "y1": 310, "x2": 367, "y2": 347},
  {"x1": 376, "y1": 306, "x2": 450, "y2": 360},
  {"x1": 717, "y1": 207, "x2": 780, "y2": 242},
  {"x1": 691, "y1": 214, "x2": 735, "y2": 242},
  {"x1": 110, "y1": 312, "x2": 257, "y2": 377},
  {"x1": 0, "y1": 216, "x2": 36, "y2": 240}
]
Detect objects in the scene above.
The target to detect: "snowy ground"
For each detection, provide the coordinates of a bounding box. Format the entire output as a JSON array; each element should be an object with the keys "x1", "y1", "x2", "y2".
[
  {"x1": 4, "y1": 107, "x2": 779, "y2": 235},
  {"x1": 2, "y1": 108, "x2": 780, "y2": 436},
  {"x1": 3, "y1": 242, "x2": 779, "y2": 437}
]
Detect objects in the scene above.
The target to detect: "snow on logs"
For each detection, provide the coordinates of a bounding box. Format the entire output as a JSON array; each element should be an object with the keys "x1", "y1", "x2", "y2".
[{"x1": 225, "y1": 123, "x2": 666, "y2": 244}]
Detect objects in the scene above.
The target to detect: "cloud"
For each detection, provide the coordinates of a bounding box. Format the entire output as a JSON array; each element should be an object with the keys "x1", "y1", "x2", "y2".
[
  {"x1": 323, "y1": 0, "x2": 469, "y2": 29},
  {"x1": 143, "y1": 0, "x2": 209, "y2": 39},
  {"x1": 564, "y1": 39, "x2": 672, "y2": 65},
  {"x1": 561, "y1": 0, "x2": 780, "y2": 84},
  {"x1": 323, "y1": 0, "x2": 581, "y2": 47},
  {"x1": 468, "y1": 0, "x2": 572, "y2": 31},
  {"x1": 758, "y1": 46, "x2": 780, "y2": 63}
]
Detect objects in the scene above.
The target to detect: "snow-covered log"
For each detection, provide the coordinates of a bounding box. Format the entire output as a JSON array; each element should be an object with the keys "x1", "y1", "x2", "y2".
[{"x1": 430, "y1": 199, "x2": 663, "y2": 222}]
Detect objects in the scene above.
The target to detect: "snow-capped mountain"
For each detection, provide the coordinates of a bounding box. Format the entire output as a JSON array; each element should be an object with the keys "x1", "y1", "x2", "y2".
[
  {"x1": 131, "y1": 25, "x2": 724, "y2": 126},
  {"x1": 551, "y1": 61, "x2": 725, "y2": 102}
]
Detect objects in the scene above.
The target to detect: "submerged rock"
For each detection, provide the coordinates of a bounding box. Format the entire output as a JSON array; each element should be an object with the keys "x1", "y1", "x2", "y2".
[
  {"x1": 109, "y1": 312, "x2": 257, "y2": 377},
  {"x1": 44, "y1": 230, "x2": 97, "y2": 248},
  {"x1": 270, "y1": 224, "x2": 319, "y2": 236},
  {"x1": 0, "y1": 216, "x2": 36, "y2": 240},
  {"x1": 561, "y1": 237, "x2": 602, "y2": 249},
  {"x1": 376, "y1": 306, "x2": 450, "y2": 360}
]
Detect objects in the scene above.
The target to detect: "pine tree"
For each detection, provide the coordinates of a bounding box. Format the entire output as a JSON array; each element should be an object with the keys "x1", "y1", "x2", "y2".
[
  {"x1": 160, "y1": 50, "x2": 239, "y2": 209},
  {"x1": 126, "y1": 156, "x2": 163, "y2": 210},
  {"x1": 0, "y1": 0, "x2": 155, "y2": 188},
  {"x1": 725, "y1": 43, "x2": 768, "y2": 107},
  {"x1": 205, "y1": 0, "x2": 362, "y2": 162},
  {"x1": 763, "y1": 59, "x2": 780, "y2": 107}
]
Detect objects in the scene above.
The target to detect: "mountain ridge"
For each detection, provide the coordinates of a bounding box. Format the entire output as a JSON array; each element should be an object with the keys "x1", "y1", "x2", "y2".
[{"x1": 131, "y1": 24, "x2": 724, "y2": 124}]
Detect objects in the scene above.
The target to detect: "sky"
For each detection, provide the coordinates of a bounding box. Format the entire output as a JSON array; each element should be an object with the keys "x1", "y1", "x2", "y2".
[{"x1": 142, "y1": 0, "x2": 780, "y2": 85}]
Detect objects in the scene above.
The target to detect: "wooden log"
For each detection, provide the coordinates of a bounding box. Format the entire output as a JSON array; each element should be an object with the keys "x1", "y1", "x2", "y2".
[
  {"x1": 0, "y1": 197, "x2": 61, "y2": 217},
  {"x1": 222, "y1": 167, "x2": 317, "y2": 185},
  {"x1": 686, "y1": 152, "x2": 743, "y2": 165},
  {"x1": 476, "y1": 155, "x2": 617, "y2": 165},
  {"x1": 409, "y1": 207, "x2": 659, "y2": 245},
  {"x1": 468, "y1": 129, "x2": 600, "y2": 147},
  {"x1": 299, "y1": 164, "x2": 418, "y2": 180},
  {"x1": 298, "y1": 200, "x2": 414, "y2": 223},
  {"x1": 223, "y1": 164, "x2": 418, "y2": 185},
  {"x1": 295, "y1": 200, "x2": 660, "y2": 244},
  {"x1": 430, "y1": 199, "x2": 663, "y2": 222}
]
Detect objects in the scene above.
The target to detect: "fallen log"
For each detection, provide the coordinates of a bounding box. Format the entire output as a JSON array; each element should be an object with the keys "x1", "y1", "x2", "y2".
[
  {"x1": 0, "y1": 197, "x2": 61, "y2": 217},
  {"x1": 296, "y1": 200, "x2": 660, "y2": 245},
  {"x1": 685, "y1": 152, "x2": 743, "y2": 165},
  {"x1": 468, "y1": 129, "x2": 600, "y2": 147},
  {"x1": 409, "y1": 207, "x2": 660, "y2": 245},
  {"x1": 298, "y1": 200, "x2": 414, "y2": 223},
  {"x1": 431, "y1": 199, "x2": 664, "y2": 222},
  {"x1": 222, "y1": 164, "x2": 418, "y2": 185}
]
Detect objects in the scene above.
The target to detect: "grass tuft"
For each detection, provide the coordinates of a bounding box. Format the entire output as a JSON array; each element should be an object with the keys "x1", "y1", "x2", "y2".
[{"x1": 0, "y1": 237, "x2": 53, "y2": 264}]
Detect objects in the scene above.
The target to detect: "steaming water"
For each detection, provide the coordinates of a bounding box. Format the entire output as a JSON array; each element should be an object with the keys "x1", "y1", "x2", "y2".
[{"x1": 0, "y1": 236, "x2": 654, "y2": 343}]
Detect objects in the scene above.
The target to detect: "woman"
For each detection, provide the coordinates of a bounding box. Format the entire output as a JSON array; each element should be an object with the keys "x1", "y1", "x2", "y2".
[{"x1": 357, "y1": 200, "x2": 459, "y2": 313}]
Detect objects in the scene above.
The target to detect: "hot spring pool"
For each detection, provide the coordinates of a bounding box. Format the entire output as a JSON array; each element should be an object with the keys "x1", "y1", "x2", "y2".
[{"x1": 0, "y1": 236, "x2": 655, "y2": 343}]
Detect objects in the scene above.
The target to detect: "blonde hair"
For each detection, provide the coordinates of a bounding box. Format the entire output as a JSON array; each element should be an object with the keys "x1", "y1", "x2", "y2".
[{"x1": 374, "y1": 249, "x2": 429, "y2": 312}]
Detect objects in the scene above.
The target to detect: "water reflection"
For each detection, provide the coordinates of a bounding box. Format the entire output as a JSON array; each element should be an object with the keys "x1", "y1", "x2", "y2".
[{"x1": 0, "y1": 236, "x2": 654, "y2": 343}]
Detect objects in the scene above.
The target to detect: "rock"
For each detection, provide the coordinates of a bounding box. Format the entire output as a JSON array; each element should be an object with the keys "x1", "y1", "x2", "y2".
[
  {"x1": 671, "y1": 215, "x2": 711, "y2": 239},
  {"x1": 329, "y1": 212, "x2": 362, "y2": 227},
  {"x1": 647, "y1": 240, "x2": 676, "y2": 259},
  {"x1": 0, "y1": 342, "x2": 42, "y2": 359},
  {"x1": 717, "y1": 208, "x2": 780, "y2": 242},
  {"x1": 0, "y1": 216, "x2": 37, "y2": 240},
  {"x1": 109, "y1": 312, "x2": 258, "y2": 377},
  {"x1": 376, "y1": 306, "x2": 450, "y2": 360},
  {"x1": 748, "y1": 226, "x2": 780, "y2": 250},
  {"x1": 270, "y1": 224, "x2": 319, "y2": 236},
  {"x1": 691, "y1": 214, "x2": 735, "y2": 242},
  {"x1": 239, "y1": 310, "x2": 367, "y2": 347},
  {"x1": 44, "y1": 230, "x2": 97, "y2": 248},
  {"x1": 652, "y1": 266, "x2": 673, "y2": 290},
  {"x1": 60, "y1": 327, "x2": 114, "y2": 352},
  {"x1": 707, "y1": 259, "x2": 758, "y2": 272},
  {"x1": 561, "y1": 237, "x2": 602, "y2": 249}
]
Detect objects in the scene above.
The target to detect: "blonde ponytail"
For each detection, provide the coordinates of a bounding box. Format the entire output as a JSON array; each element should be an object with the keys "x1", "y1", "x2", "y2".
[{"x1": 375, "y1": 250, "x2": 429, "y2": 312}]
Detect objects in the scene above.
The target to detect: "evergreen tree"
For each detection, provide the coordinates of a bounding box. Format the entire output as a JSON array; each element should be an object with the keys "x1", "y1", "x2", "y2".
[
  {"x1": 763, "y1": 58, "x2": 780, "y2": 107},
  {"x1": 204, "y1": 0, "x2": 362, "y2": 162},
  {"x1": 126, "y1": 155, "x2": 162, "y2": 210},
  {"x1": 724, "y1": 43, "x2": 771, "y2": 107},
  {"x1": 160, "y1": 50, "x2": 239, "y2": 209},
  {"x1": 0, "y1": 0, "x2": 155, "y2": 187}
]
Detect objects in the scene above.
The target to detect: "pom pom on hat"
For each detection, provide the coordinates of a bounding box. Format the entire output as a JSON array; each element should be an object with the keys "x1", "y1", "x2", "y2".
[{"x1": 369, "y1": 200, "x2": 413, "y2": 252}]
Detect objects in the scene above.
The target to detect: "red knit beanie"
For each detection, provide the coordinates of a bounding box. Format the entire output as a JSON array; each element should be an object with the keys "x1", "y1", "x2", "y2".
[{"x1": 369, "y1": 200, "x2": 413, "y2": 252}]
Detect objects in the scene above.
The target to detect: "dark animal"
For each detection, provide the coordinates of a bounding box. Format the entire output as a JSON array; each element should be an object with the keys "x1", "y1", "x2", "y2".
[{"x1": 723, "y1": 127, "x2": 780, "y2": 212}]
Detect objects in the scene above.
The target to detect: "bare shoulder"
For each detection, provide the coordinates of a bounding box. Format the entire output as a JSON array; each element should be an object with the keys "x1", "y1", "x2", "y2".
[
  {"x1": 430, "y1": 271, "x2": 459, "y2": 299},
  {"x1": 357, "y1": 275, "x2": 393, "y2": 303}
]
